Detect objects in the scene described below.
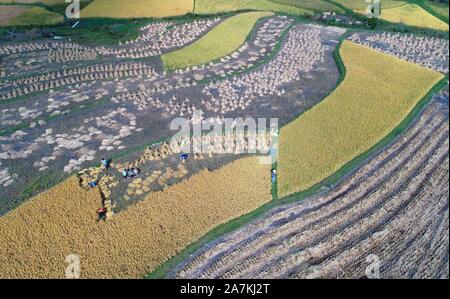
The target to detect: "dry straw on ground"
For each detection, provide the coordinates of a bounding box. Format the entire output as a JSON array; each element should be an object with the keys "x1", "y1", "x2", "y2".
[{"x1": 0, "y1": 156, "x2": 271, "y2": 278}]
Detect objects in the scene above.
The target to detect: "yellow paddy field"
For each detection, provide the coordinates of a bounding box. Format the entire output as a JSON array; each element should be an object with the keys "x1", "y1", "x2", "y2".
[
  {"x1": 277, "y1": 40, "x2": 444, "y2": 198},
  {"x1": 0, "y1": 157, "x2": 271, "y2": 278},
  {"x1": 81, "y1": 0, "x2": 194, "y2": 19},
  {"x1": 379, "y1": 4, "x2": 449, "y2": 31},
  {"x1": 194, "y1": 0, "x2": 312, "y2": 16}
]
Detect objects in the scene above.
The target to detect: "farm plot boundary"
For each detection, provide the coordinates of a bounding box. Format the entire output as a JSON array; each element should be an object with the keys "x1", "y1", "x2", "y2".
[
  {"x1": 0, "y1": 156, "x2": 272, "y2": 278},
  {"x1": 161, "y1": 11, "x2": 274, "y2": 70},
  {"x1": 277, "y1": 41, "x2": 444, "y2": 197},
  {"x1": 147, "y1": 45, "x2": 448, "y2": 279}
]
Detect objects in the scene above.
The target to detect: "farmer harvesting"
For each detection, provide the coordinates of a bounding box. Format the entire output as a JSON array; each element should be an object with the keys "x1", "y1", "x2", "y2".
[
  {"x1": 179, "y1": 153, "x2": 188, "y2": 163},
  {"x1": 271, "y1": 169, "x2": 277, "y2": 183},
  {"x1": 97, "y1": 207, "x2": 107, "y2": 221},
  {"x1": 101, "y1": 158, "x2": 110, "y2": 169}
]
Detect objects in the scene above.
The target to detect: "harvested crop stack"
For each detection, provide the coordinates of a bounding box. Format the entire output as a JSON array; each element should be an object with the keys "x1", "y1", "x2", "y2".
[
  {"x1": 169, "y1": 98, "x2": 449, "y2": 279},
  {"x1": 0, "y1": 157, "x2": 271, "y2": 278},
  {"x1": 78, "y1": 166, "x2": 103, "y2": 188}
]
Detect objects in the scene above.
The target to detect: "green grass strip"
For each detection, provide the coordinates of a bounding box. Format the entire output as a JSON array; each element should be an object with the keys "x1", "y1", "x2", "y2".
[{"x1": 162, "y1": 11, "x2": 274, "y2": 71}]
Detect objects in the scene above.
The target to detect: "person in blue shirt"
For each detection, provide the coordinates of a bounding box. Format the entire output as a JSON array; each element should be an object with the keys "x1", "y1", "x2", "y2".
[
  {"x1": 101, "y1": 158, "x2": 110, "y2": 169},
  {"x1": 179, "y1": 154, "x2": 188, "y2": 162}
]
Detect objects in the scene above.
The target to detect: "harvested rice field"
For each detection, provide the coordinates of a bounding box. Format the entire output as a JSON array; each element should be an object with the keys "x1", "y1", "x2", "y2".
[
  {"x1": 168, "y1": 95, "x2": 449, "y2": 279},
  {"x1": 0, "y1": 0, "x2": 448, "y2": 282}
]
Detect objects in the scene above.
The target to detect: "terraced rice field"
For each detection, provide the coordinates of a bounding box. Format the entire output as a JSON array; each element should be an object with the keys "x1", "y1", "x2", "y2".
[
  {"x1": 426, "y1": 0, "x2": 449, "y2": 19},
  {"x1": 162, "y1": 12, "x2": 273, "y2": 70},
  {"x1": 332, "y1": 0, "x2": 406, "y2": 10},
  {"x1": 0, "y1": 156, "x2": 272, "y2": 278},
  {"x1": 271, "y1": 0, "x2": 343, "y2": 12},
  {"x1": 81, "y1": 0, "x2": 194, "y2": 19},
  {"x1": 0, "y1": 0, "x2": 63, "y2": 4},
  {"x1": 378, "y1": 4, "x2": 449, "y2": 31},
  {"x1": 194, "y1": 0, "x2": 313, "y2": 16},
  {"x1": 0, "y1": 5, "x2": 27, "y2": 26},
  {"x1": 0, "y1": 17, "x2": 343, "y2": 215},
  {"x1": 277, "y1": 40, "x2": 444, "y2": 197},
  {"x1": 0, "y1": 5, "x2": 63, "y2": 26},
  {"x1": 1, "y1": 1, "x2": 449, "y2": 280},
  {"x1": 168, "y1": 96, "x2": 449, "y2": 279}
]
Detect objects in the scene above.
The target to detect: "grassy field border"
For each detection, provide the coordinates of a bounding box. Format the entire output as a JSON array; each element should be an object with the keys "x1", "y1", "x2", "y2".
[
  {"x1": 146, "y1": 34, "x2": 448, "y2": 278},
  {"x1": 146, "y1": 33, "x2": 349, "y2": 279}
]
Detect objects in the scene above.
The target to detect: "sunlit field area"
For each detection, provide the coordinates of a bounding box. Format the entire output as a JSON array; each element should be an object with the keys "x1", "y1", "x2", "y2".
[{"x1": 0, "y1": 0, "x2": 448, "y2": 281}]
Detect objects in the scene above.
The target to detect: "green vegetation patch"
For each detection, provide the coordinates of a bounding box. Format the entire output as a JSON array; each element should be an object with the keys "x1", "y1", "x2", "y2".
[
  {"x1": 162, "y1": 11, "x2": 273, "y2": 70},
  {"x1": 426, "y1": 0, "x2": 449, "y2": 19},
  {"x1": 4, "y1": 5, "x2": 63, "y2": 26}
]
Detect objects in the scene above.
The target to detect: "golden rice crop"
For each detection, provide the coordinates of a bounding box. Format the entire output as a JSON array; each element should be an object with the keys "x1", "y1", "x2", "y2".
[
  {"x1": 378, "y1": 4, "x2": 449, "y2": 31},
  {"x1": 0, "y1": 156, "x2": 271, "y2": 278},
  {"x1": 277, "y1": 41, "x2": 444, "y2": 198},
  {"x1": 194, "y1": 0, "x2": 313, "y2": 16},
  {"x1": 332, "y1": 0, "x2": 406, "y2": 10},
  {"x1": 270, "y1": 0, "x2": 344, "y2": 13},
  {"x1": 162, "y1": 11, "x2": 273, "y2": 70},
  {"x1": 81, "y1": 0, "x2": 193, "y2": 19}
]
